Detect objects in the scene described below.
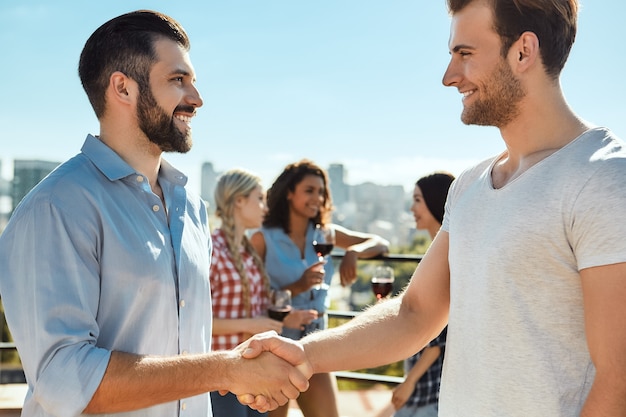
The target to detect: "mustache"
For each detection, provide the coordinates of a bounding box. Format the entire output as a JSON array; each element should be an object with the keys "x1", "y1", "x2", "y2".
[{"x1": 174, "y1": 105, "x2": 196, "y2": 115}]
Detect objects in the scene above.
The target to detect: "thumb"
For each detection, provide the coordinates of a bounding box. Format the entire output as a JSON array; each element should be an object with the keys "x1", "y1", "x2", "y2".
[{"x1": 241, "y1": 338, "x2": 264, "y2": 359}]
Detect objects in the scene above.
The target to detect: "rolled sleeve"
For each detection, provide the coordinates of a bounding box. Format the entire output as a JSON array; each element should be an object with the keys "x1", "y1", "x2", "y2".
[{"x1": 1, "y1": 191, "x2": 110, "y2": 415}]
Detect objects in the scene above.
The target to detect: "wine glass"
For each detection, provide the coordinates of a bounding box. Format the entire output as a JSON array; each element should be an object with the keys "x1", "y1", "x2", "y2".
[
  {"x1": 311, "y1": 224, "x2": 335, "y2": 291},
  {"x1": 312, "y1": 224, "x2": 335, "y2": 261},
  {"x1": 268, "y1": 289, "x2": 292, "y2": 321},
  {"x1": 371, "y1": 265, "x2": 395, "y2": 301}
]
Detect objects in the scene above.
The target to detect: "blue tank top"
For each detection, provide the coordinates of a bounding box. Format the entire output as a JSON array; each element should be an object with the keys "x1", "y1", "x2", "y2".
[{"x1": 261, "y1": 223, "x2": 335, "y2": 314}]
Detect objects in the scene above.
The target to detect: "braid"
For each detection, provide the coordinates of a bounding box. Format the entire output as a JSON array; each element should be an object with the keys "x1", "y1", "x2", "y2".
[
  {"x1": 221, "y1": 207, "x2": 252, "y2": 318},
  {"x1": 214, "y1": 168, "x2": 266, "y2": 319},
  {"x1": 243, "y1": 236, "x2": 271, "y2": 309}
]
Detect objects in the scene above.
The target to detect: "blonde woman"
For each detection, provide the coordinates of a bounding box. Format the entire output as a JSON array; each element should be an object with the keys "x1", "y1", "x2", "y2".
[{"x1": 209, "y1": 168, "x2": 317, "y2": 417}]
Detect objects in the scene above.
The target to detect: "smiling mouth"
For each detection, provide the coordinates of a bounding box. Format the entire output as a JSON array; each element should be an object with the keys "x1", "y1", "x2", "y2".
[
  {"x1": 461, "y1": 89, "x2": 475, "y2": 101},
  {"x1": 175, "y1": 114, "x2": 192, "y2": 124}
]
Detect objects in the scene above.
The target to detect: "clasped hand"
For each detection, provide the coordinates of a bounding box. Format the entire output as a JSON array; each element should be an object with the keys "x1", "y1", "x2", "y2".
[{"x1": 227, "y1": 331, "x2": 313, "y2": 412}]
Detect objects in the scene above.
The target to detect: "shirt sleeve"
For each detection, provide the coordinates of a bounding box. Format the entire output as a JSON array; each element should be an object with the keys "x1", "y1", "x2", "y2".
[
  {"x1": 571, "y1": 157, "x2": 626, "y2": 270},
  {"x1": 0, "y1": 192, "x2": 110, "y2": 416}
]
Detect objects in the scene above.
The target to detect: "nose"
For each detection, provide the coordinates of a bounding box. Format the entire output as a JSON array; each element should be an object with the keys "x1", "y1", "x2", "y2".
[
  {"x1": 442, "y1": 58, "x2": 460, "y2": 88},
  {"x1": 187, "y1": 84, "x2": 203, "y2": 108}
]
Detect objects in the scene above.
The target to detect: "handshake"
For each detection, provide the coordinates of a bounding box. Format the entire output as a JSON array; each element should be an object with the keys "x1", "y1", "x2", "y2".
[{"x1": 224, "y1": 331, "x2": 314, "y2": 413}]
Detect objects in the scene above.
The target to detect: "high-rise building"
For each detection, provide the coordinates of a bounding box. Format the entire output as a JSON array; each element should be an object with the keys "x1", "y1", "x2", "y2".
[
  {"x1": 200, "y1": 162, "x2": 219, "y2": 212},
  {"x1": 327, "y1": 163, "x2": 349, "y2": 210},
  {"x1": 11, "y1": 159, "x2": 60, "y2": 214},
  {"x1": 0, "y1": 160, "x2": 11, "y2": 230},
  {"x1": 0, "y1": 160, "x2": 9, "y2": 197}
]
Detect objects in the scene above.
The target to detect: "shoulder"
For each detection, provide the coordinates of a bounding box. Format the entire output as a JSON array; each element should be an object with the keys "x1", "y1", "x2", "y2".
[
  {"x1": 250, "y1": 229, "x2": 266, "y2": 258},
  {"x1": 211, "y1": 229, "x2": 230, "y2": 252},
  {"x1": 10, "y1": 154, "x2": 96, "y2": 222},
  {"x1": 567, "y1": 128, "x2": 626, "y2": 192}
]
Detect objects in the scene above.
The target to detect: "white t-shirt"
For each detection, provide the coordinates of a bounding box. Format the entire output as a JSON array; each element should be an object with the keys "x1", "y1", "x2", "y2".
[{"x1": 439, "y1": 127, "x2": 626, "y2": 417}]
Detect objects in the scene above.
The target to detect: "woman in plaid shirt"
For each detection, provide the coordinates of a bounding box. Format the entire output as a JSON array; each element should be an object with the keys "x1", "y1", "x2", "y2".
[
  {"x1": 209, "y1": 168, "x2": 318, "y2": 417},
  {"x1": 391, "y1": 172, "x2": 455, "y2": 417}
]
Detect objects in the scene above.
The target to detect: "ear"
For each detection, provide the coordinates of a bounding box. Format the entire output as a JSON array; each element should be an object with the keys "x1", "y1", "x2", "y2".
[
  {"x1": 510, "y1": 31, "x2": 540, "y2": 73},
  {"x1": 108, "y1": 71, "x2": 137, "y2": 106},
  {"x1": 234, "y1": 195, "x2": 246, "y2": 209}
]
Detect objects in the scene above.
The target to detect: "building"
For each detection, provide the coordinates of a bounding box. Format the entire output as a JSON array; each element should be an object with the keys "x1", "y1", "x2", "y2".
[
  {"x1": 0, "y1": 160, "x2": 11, "y2": 230},
  {"x1": 200, "y1": 162, "x2": 219, "y2": 212},
  {"x1": 327, "y1": 163, "x2": 350, "y2": 211},
  {"x1": 11, "y1": 159, "x2": 60, "y2": 214}
]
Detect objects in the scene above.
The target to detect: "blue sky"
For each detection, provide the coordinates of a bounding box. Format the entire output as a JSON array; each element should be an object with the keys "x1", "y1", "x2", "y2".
[{"x1": 1, "y1": 1, "x2": 624, "y2": 193}]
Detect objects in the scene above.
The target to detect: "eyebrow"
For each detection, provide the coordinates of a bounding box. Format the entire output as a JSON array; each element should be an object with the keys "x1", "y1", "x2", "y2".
[
  {"x1": 451, "y1": 44, "x2": 476, "y2": 53},
  {"x1": 170, "y1": 68, "x2": 197, "y2": 82},
  {"x1": 171, "y1": 68, "x2": 191, "y2": 76}
]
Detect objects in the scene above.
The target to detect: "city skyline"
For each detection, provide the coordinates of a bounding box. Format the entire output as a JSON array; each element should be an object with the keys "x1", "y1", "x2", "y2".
[{"x1": 1, "y1": 1, "x2": 625, "y2": 194}]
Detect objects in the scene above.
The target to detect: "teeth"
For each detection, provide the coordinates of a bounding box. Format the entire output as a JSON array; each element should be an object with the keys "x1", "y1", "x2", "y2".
[
  {"x1": 175, "y1": 114, "x2": 192, "y2": 124},
  {"x1": 462, "y1": 90, "x2": 474, "y2": 98}
]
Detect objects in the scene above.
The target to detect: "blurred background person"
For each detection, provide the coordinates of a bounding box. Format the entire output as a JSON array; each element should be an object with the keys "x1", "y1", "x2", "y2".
[
  {"x1": 209, "y1": 168, "x2": 318, "y2": 417},
  {"x1": 251, "y1": 159, "x2": 389, "y2": 417},
  {"x1": 391, "y1": 171, "x2": 455, "y2": 417}
]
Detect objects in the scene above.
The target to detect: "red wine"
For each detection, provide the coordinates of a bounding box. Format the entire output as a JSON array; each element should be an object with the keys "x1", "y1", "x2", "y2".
[
  {"x1": 268, "y1": 306, "x2": 292, "y2": 321},
  {"x1": 371, "y1": 278, "x2": 393, "y2": 299},
  {"x1": 313, "y1": 242, "x2": 334, "y2": 257}
]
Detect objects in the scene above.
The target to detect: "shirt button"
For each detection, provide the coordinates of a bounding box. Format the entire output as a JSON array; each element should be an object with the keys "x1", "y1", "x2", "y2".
[
  {"x1": 136, "y1": 176, "x2": 144, "y2": 182},
  {"x1": 180, "y1": 299, "x2": 186, "y2": 308},
  {"x1": 152, "y1": 205, "x2": 159, "y2": 212},
  {"x1": 181, "y1": 402, "x2": 187, "y2": 410}
]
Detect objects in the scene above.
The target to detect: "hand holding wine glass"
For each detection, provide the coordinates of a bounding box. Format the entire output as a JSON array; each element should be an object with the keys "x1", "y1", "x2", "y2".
[
  {"x1": 268, "y1": 289, "x2": 292, "y2": 321},
  {"x1": 371, "y1": 265, "x2": 395, "y2": 301}
]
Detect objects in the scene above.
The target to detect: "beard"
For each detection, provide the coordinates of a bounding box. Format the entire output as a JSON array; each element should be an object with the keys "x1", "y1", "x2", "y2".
[
  {"x1": 137, "y1": 86, "x2": 193, "y2": 153},
  {"x1": 461, "y1": 59, "x2": 525, "y2": 128}
]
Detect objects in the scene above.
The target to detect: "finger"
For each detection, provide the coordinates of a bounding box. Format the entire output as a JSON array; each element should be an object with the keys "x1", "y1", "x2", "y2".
[
  {"x1": 340, "y1": 274, "x2": 349, "y2": 286},
  {"x1": 252, "y1": 395, "x2": 272, "y2": 413},
  {"x1": 292, "y1": 361, "x2": 314, "y2": 384},
  {"x1": 241, "y1": 394, "x2": 272, "y2": 413},
  {"x1": 241, "y1": 331, "x2": 278, "y2": 358},
  {"x1": 280, "y1": 382, "x2": 302, "y2": 401},
  {"x1": 266, "y1": 396, "x2": 279, "y2": 411},
  {"x1": 237, "y1": 393, "x2": 256, "y2": 405},
  {"x1": 270, "y1": 390, "x2": 290, "y2": 407}
]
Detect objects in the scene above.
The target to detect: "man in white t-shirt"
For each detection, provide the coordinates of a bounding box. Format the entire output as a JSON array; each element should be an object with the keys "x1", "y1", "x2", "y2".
[{"x1": 241, "y1": 1, "x2": 626, "y2": 416}]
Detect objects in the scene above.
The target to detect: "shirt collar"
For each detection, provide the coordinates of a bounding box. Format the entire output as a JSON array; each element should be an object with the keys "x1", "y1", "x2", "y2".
[{"x1": 80, "y1": 134, "x2": 188, "y2": 186}]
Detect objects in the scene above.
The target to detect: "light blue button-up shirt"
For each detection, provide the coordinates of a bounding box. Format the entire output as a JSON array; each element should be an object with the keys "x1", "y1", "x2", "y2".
[
  {"x1": 261, "y1": 224, "x2": 334, "y2": 314},
  {"x1": 0, "y1": 135, "x2": 213, "y2": 417}
]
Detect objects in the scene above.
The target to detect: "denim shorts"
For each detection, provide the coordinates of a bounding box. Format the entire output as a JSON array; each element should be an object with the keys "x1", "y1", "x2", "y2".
[
  {"x1": 210, "y1": 391, "x2": 266, "y2": 417},
  {"x1": 393, "y1": 402, "x2": 438, "y2": 417}
]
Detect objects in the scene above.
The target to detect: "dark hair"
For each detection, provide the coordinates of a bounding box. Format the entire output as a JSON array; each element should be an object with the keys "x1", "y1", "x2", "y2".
[
  {"x1": 78, "y1": 10, "x2": 190, "y2": 118},
  {"x1": 446, "y1": 0, "x2": 578, "y2": 78},
  {"x1": 417, "y1": 172, "x2": 455, "y2": 225},
  {"x1": 263, "y1": 159, "x2": 333, "y2": 233}
]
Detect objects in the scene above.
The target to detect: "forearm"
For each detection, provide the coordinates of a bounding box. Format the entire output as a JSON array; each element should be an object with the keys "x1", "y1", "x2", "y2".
[
  {"x1": 85, "y1": 350, "x2": 231, "y2": 413},
  {"x1": 212, "y1": 318, "x2": 253, "y2": 335},
  {"x1": 403, "y1": 346, "x2": 441, "y2": 385},
  {"x1": 302, "y1": 296, "x2": 440, "y2": 374},
  {"x1": 282, "y1": 279, "x2": 311, "y2": 297},
  {"x1": 581, "y1": 372, "x2": 626, "y2": 416},
  {"x1": 86, "y1": 345, "x2": 305, "y2": 414},
  {"x1": 345, "y1": 238, "x2": 389, "y2": 259}
]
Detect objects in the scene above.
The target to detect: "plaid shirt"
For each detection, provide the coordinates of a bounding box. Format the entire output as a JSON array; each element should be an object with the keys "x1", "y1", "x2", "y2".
[
  {"x1": 209, "y1": 229, "x2": 268, "y2": 351},
  {"x1": 403, "y1": 327, "x2": 447, "y2": 408}
]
